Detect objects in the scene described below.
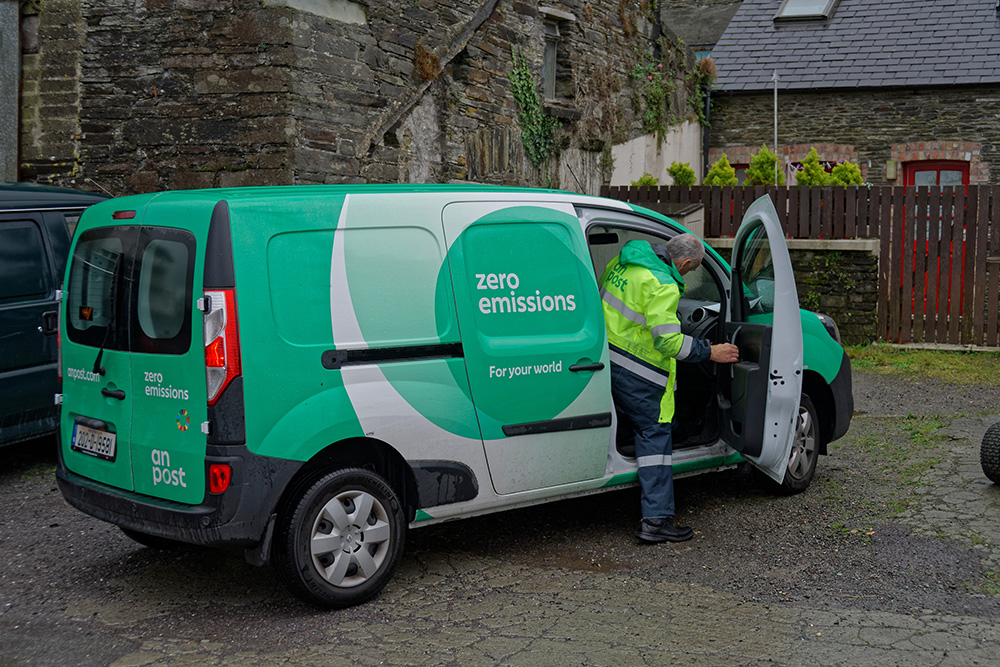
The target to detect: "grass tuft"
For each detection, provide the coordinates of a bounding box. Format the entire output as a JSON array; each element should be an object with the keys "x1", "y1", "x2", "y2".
[{"x1": 846, "y1": 343, "x2": 1000, "y2": 385}]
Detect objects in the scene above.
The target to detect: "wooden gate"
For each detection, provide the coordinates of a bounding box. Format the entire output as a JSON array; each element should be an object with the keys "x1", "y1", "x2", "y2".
[{"x1": 882, "y1": 184, "x2": 1000, "y2": 347}]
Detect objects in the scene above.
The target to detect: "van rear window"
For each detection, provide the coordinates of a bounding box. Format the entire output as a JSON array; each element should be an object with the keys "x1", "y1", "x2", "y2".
[
  {"x1": 66, "y1": 226, "x2": 196, "y2": 354},
  {"x1": 137, "y1": 239, "x2": 189, "y2": 340},
  {"x1": 68, "y1": 237, "x2": 122, "y2": 332}
]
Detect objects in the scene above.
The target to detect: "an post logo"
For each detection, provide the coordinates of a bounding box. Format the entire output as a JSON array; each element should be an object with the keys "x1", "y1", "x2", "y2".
[{"x1": 151, "y1": 449, "x2": 187, "y2": 488}]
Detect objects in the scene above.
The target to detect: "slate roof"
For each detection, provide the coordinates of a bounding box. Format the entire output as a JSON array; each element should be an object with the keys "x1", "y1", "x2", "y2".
[{"x1": 712, "y1": 0, "x2": 1000, "y2": 92}]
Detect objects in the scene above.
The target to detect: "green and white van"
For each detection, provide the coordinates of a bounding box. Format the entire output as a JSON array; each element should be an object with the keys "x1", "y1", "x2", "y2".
[{"x1": 57, "y1": 185, "x2": 852, "y2": 608}]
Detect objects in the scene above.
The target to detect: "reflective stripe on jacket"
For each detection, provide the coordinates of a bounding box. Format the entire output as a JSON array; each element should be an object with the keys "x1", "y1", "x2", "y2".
[{"x1": 599, "y1": 240, "x2": 703, "y2": 422}]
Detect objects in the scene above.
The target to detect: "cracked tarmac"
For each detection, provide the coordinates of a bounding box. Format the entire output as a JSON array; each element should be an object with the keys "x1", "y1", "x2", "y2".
[{"x1": 2, "y1": 369, "x2": 999, "y2": 666}]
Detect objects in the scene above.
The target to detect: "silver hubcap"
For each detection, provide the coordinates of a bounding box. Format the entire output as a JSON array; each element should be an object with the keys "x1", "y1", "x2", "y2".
[
  {"x1": 787, "y1": 404, "x2": 816, "y2": 480},
  {"x1": 309, "y1": 489, "x2": 391, "y2": 588}
]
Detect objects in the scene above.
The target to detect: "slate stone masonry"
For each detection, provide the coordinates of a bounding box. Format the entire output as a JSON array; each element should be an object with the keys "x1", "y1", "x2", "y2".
[
  {"x1": 709, "y1": 86, "x2": 1000, "y2": 185},
  {"x1": 22, "y1": 0, "x2": 666, "y2": 194}
]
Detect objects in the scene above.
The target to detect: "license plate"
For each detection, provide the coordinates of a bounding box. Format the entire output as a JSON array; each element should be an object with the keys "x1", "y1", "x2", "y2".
[{"x1": 71, "y1": 424, "x2": 117, "y2": 461}]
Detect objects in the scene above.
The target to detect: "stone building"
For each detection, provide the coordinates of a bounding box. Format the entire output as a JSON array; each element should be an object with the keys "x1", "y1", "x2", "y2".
[
  {"x1": 707, "y1": 0, "x2": 1000, "y2": 187},
  {"x1": 11, "y1": 0, "x2": 705, "y2": 196}
]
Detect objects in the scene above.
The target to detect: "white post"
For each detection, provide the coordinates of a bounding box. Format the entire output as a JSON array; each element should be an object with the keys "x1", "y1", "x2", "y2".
[{"x1": 773, "y1": 70, "x2": 779, "y2": 185}]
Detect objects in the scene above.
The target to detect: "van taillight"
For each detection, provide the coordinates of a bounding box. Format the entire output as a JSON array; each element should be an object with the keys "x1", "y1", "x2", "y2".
[
  {"x1": 208, "y1": 463, "x2": 232, "y2": 494},
  {"x1": 203, "y1": 289, "x2": 241, "y2": 406}
]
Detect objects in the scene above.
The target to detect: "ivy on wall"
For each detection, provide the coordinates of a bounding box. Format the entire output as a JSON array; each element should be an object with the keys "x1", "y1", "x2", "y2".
[
  {"x1": 505, "y1": 10, "x2": 717, "y2": 179},
  {"x1": 631, "y1": 57, "x2": 674, "y2": 142},
  {"x1": 509, "y1": 48, "x2": 560, "y2": 168},
  {"x1": 630, "y1": 37, "x2": 715, "y2": 147}
]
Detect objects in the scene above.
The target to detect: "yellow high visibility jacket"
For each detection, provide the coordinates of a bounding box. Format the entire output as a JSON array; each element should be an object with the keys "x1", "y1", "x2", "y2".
[{"x1": 599, "y1": 240, "x2": 705, "y2": 422}]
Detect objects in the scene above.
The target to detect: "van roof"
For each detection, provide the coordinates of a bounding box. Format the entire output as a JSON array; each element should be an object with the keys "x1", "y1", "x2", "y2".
[
  {"x1": 94, "y1": 183, "x2": 618, "y2": 206},
  {"x1": 0, "y1": 182, "x2": 109, "y2": 209}
]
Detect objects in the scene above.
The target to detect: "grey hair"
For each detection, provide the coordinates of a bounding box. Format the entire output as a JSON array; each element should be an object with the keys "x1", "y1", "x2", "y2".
[{"x1": 665, "y1": 233, "x2": 704, "y2": 265}]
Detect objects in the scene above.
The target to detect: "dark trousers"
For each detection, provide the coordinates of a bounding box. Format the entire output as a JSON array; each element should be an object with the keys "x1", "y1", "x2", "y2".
[{"x1": 610, "y1": 362, "x2": 675, "y2": 520}]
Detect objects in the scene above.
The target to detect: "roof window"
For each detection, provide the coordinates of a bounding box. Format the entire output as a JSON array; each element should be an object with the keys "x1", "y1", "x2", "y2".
[{"x1": 774, "y1": 0, "x2": 839, "y2": 21}]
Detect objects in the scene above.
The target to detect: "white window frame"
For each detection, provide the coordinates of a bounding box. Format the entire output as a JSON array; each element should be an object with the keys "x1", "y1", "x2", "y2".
[{"x1": 774, "y1": 0, "x2": 839, "y2": 21}]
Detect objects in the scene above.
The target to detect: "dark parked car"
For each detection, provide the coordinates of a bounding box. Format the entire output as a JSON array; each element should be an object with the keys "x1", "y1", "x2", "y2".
[{"x1": 1, "y1": 182, "x2": 108, "y2": 447}]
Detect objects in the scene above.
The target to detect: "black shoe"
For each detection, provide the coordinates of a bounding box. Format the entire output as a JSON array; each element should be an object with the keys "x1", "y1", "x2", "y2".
[{"x1": 635, "y1": 518, "x2": 694, "y2": 543}]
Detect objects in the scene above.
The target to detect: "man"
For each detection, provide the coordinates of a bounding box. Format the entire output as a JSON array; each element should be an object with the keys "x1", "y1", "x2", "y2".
[{"x1": 599, "y1": 234, "x2": 739, "y2": 543}]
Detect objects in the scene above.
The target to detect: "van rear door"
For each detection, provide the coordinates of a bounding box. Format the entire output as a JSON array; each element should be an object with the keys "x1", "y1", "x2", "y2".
[
  {"x1": 62, "y1": 199, "x2": 210, "y2": 503},
  {"x1": 62, "y1": 223, "x2": 141, "y2": 491},
  {"x1": 721, "y1": 195, "x2": 803, "y2": 482},
  {"x1": 126, "y1": 216, "x2": 206, "y2": 503},
  {"x1": 443, "y1": 201, "x2": 612, "y2": 494}
]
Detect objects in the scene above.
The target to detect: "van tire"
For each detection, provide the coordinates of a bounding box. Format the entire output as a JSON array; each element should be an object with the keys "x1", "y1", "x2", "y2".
[
  {"x1": 274, "y1": 468, "x2": 405, "y2": 608},
  {"x1": 761, "y1": 394, "x2": 819, "y2": 495},
  {"x1": 119, "y1": 527, "x2": 184, "y2": 550},
  {"x1": 780, "y1": 395, "x2": 819, "y2": 494},
  {"x1": 981, "y1": 422, "x2": 1000, "y2": 484}
]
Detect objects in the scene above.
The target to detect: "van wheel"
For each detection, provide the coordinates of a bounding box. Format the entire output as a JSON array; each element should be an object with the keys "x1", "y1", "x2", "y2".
[
  {"x1": 981, "y1": 422, "x2": 1000, "y2": 484},
  {"x1": 275, "y1": 468, "x2": 405, "y2": 608},
  {"x1": 119, "y1": 527, "x2": 184, "y2": 550},
  {"x1": 777, "y1": 395, "x2": 819, "y2": 494}
]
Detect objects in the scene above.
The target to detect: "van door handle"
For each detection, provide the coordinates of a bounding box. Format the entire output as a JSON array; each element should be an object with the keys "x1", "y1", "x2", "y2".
[
  {"x1": 102, "y1": 388, "x2": 126, "y2": 400},
  {"x1": 40, "y1": 311, "x2": 59, "y2": 335},
  {"x1": 569, "y1": 362, "x2": 605, "y2": 372}
]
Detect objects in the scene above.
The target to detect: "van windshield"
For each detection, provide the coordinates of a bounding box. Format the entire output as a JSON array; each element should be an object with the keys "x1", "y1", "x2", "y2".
[{"x1": 66, "y1": 226, "x2": 196, "y2": 354}]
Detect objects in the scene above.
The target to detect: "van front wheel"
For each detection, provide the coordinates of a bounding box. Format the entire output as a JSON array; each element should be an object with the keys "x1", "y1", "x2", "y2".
[
  {"x1": 275, "y1": 468, "x2": 405, "y2": 608},
  {"x1": 778, "y1": 395, "x2": 819, "y2": 494}
]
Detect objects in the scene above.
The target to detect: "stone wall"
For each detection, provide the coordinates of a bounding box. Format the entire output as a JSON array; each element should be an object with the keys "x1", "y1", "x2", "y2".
[
  {"x1": 789, "y1": 246, "x2": 879, "y2": 346},
  {"x1": 22, "y1": 0, "x2": 682, "y2": 195},
  {"x1": 708, "y1": 86, "x2": 1000, "y2": 185},
  {"x1": 18, "y1": 0, "x2": 85, "y2": 183},
  {"x1": 1, "y1": 1, "x2": 19, "y2": 180}
]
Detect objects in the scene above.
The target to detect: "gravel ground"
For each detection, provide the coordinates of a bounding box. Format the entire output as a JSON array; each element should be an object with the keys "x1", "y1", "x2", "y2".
[{"x1": 2, "y1": 369, "x2": 999, "y2": 666}]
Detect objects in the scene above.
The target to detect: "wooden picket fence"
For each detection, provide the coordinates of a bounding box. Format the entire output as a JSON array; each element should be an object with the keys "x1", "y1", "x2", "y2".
[{"x1": 600, "y1": 184, "x2": 1000, "y2": 347}]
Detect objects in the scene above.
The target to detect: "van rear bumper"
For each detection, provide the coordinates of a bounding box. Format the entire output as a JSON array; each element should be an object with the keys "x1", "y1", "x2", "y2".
[{"x1": 56, "y1": 446, "x2": 303, "y2": 549}]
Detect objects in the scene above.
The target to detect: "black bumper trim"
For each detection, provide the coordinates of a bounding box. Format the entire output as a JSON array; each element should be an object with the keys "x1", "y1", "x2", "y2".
[{"x1": 56, "y1": 445, "x2": 302, "y2": 548}]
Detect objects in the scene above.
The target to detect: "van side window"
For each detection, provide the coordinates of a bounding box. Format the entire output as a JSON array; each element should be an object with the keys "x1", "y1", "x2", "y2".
[
  {"x1": 64, "y1": 214, "x2": 80, "y2": 236},
  {"x1": 0, "y1": 221, "x2": 49, "y2": 303},
  {"x1": 736, "y1": 225, "x2": 777, "y2": 316},
  {"x1": 587, "y1": 225, "x2": 722, "y2": 304}
]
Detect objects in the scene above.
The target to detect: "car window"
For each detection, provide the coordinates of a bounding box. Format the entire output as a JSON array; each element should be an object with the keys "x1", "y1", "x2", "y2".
[
  {"x1": 67, "y1": 234, "x2": 124, "y2": 335},
  {"x1": 137, "y1": 239, "x2": 190, "y2": 340},
  {"x1": 130, "y1": 227, "x2": 196, "y2": 355},
  {"x1": 66, "y1": 226, "x2": 195, "y2": 353},
  {"x1": 0, "y1": 221, "x2": 49, "y2": 303},
  {"x1": 736, "y1": 225, "x2": 776, "y2": 315},
  {"x1": 587, "y1": 225, "x2": 722, "y2": 304},
  {"x1": 65, "y1": 214, "x2": 81, "y2": 236}
]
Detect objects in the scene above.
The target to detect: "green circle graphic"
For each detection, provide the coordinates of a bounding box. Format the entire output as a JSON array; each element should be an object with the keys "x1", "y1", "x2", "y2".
[{"x1": 355, "y1": 205, "x2": 604, "y2": 442}]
